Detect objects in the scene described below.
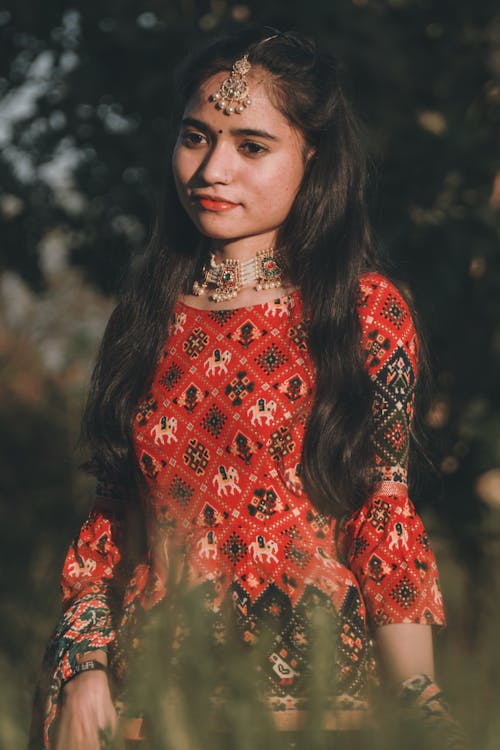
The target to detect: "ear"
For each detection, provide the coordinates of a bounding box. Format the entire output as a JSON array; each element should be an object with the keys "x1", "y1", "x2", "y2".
[{"x1": 304, "y1": 145, "x2": 316, "y2": 163}]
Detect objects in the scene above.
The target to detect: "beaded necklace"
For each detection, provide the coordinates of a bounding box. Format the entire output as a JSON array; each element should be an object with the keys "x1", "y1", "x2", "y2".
[{"x1": 192, "y1": 248, "x2": 283, "y2": 303}]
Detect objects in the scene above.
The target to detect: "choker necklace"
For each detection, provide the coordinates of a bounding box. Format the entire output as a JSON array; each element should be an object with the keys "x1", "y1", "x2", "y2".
[{"x1": 192, "y1": 248, "x2": 283, "y2": 303}]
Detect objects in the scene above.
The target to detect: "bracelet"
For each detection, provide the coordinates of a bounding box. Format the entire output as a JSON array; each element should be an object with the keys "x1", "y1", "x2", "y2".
[
  {"x1": 399, "y1": 673, "x2": 444, "y2": 712},
  {"x1": 398, "y1": 674, "x2": 468, "y2": 749},
  {"x1": 70, "y1": 659, "x2": 107, "y2": 679}
]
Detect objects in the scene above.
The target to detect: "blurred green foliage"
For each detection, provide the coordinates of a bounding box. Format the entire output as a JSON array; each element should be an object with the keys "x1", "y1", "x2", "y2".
[
  {"x1": 1, "y1": 0, "x2": 499, "y2": 748},
  {"x1": 1, "y1": 0, "x2": 499, "y2": 534}
]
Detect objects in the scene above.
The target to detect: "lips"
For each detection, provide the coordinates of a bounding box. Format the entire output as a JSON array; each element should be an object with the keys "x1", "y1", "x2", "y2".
[{"x1": 193, "y1": 194, "x2": 239, "y2": 211}]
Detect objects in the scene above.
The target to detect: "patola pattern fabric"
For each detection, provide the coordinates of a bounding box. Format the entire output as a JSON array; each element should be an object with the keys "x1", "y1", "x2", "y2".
[{"x1": 33, "y1": 273, "x2": 445, "y2": 748}]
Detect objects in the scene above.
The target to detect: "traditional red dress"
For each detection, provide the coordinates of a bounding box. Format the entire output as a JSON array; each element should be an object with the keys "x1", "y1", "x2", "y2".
[{"x1": 33, "y1": 273, "x2": 445, "y2": 748}]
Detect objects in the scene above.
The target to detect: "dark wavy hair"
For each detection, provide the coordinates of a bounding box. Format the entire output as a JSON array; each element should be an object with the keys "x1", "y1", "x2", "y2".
[{"x1": 82, "y1": 27, "x2": 399, "y2": 517}]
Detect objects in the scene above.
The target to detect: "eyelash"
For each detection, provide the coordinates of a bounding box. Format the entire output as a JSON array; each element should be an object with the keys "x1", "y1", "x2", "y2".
[
  {"x1": 180, "y1": 131, "x2": 268, "y2": 157},
  {"x1": 239, "y1": 142, "x2": 268, "y2": 157},
  {"x1": 181, "y1": 131, "x2": 207, "y2": 146}
]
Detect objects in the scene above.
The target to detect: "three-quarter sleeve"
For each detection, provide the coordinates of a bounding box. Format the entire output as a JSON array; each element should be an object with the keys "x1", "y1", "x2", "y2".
[
  {"x1": 337, "y1": 273, "x2": 445, "y2": 627},
  {"x1": 56, "y1": 479, "x2": 128, "y2": 679},
  {"x1": 32, "y1": 479, "x2": 132, "y2": 750}
]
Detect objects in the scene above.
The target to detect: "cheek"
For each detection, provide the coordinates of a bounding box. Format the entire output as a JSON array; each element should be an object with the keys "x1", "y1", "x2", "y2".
[
  {"x1": 171, "y1": 147, "x2": 185, "y2": 189},
  {"x1": 172, "y1": 144, "x2": 198, "y2": 192},
  {"x1": 256, "y1": 155, "x2": 304, "y2": 197},
  {"x1": 269, "y1": 162, "x2": 305, "y2": 212},
  {"x1": 171, "y1": 152, "x2": 195, "y2": 216}
]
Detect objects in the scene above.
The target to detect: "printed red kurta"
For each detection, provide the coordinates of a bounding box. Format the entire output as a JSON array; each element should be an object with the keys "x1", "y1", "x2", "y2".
[{"x1": 34, "y1": 273, "x2": 445, "y2": 748}]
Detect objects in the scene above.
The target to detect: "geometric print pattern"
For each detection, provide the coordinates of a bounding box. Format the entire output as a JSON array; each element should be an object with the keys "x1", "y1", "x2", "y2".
[
  {"x1": 36, "y1": 273, "x2": 445, "y2": 749},
  {"x1": 337, "y1": 274, "x2": 442, "y2": 625},
  {"x1": 371, "y1": 347, "x2": 415, "y2": 471}
]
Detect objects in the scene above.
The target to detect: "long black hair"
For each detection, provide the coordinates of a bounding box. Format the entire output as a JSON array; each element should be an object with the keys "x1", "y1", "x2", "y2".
[{"x1": 82, "y1": 27, "x2": 412, "y2": 517}]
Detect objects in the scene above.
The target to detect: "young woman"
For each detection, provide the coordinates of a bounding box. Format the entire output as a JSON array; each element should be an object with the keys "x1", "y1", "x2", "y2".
[{"x1": 31, "y1": 27, "x2": 462, "y2": 750}]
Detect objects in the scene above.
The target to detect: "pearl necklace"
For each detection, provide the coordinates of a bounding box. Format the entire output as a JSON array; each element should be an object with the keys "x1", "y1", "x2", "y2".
[{"x1": 192, "y1": 248, "x2": 283, "y2": 303}]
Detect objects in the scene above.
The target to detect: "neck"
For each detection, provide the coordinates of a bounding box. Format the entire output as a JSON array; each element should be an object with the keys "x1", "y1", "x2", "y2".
[{"x1": 212, "y1": 235, "x2": 277, "y2": 262}]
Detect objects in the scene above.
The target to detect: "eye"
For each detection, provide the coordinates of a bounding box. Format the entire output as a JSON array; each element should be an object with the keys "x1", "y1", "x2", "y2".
[
  {"x1": 239, "y1": 141, "x2": 268, "y2": 157},
  {"x1": 180, "y1": 130, "x2": 208, "y2": 147}
]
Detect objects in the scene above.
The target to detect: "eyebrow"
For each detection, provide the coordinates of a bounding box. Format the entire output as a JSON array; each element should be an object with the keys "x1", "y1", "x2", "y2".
[{"x1": 181, "y1": 117, "x2": 279, "y2": 141}]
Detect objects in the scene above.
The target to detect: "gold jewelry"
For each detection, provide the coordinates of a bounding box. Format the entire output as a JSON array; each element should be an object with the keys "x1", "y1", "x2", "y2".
[
  {"x1": 192, "y1": 249, "x2": 283, "y2": 302},
  {"x1": 208, "y1": 36, "x2": 282, "y2": 116},
  {"x1": 209, "y1": 54, "x2": 252, "y2": 116}
]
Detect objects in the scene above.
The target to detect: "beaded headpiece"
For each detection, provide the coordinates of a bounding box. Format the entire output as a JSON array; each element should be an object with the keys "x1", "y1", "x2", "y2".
[
  {"x1": 208, "y1": 34, "x2": 280, "y2": 116},
  {"x1": 209, "y1": 54, "x2": 252, "y2": 116}
]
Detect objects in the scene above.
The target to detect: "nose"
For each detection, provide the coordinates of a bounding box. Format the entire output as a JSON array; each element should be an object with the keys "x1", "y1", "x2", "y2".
[{"x1": 198, "y1": 140, "x2": 233, "y2": 185}]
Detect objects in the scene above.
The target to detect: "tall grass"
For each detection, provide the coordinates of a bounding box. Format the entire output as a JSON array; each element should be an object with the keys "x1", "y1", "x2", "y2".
[{"x1": 1, "y1": 378, "x2": 497, "y2": 749}]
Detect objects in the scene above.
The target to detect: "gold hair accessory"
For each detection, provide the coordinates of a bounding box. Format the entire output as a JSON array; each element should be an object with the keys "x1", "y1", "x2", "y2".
[
  {"x1": 209, "y1": 54, "x2": 252, "y2": 116},
  {"x1": 192, "y1": 248, "x2": 282, "y2": 302}
]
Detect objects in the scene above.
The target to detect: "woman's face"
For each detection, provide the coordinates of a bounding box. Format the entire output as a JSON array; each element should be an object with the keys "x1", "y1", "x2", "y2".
[{"x1": 172, "y1": 70, "x2": 309, "y2": 253}]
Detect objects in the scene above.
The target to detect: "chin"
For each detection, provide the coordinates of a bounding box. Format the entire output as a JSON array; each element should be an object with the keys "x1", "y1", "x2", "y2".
[
  {"x1": 196, "y1": 221, "x2": 244, "y2": 241},
  {"x1": 197, "y1": 228, "x2": 235, "y2": 241}
]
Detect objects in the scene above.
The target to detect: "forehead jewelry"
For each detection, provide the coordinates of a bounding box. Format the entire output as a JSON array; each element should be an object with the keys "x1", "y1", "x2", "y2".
[
  {"x1": 192, "y1": 248, "x2": 283, "y2": 303},
  {"x1": 209, "y1": 54, "x2": 252, "y2": 116}
]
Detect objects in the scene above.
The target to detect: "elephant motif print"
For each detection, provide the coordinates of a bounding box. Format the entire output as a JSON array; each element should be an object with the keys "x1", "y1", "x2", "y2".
[
  {"x1": 249, "y1": 534, "x2": 279, "y2": 563},
  {"x1": 246, "y1": 398, "x2": 277, "y2": 426},
  {"x1": 388, "y1": 521, "x2": 409, "y2": 550},
  {"x1": 197, "y1": 530, "x2": 218, "y2": 559},
  {"x1": 212, "y1": 465, "x2": 241, "y2": 496},
  {"x1": 151, "y1": 415, "x2": 178, "y2": 445},
  {"x1": 204, "y1": 348, "x2": 231, "y2": 376}
]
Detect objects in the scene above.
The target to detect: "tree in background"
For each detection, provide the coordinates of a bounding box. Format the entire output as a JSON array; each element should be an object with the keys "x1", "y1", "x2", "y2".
[{"x1": 3, "y1": 0, "x2": 499, "y2": 544}]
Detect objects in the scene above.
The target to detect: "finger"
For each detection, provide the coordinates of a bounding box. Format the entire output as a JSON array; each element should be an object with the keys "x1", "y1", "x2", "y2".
[{"x1": 56, "y1": 710, "x2": 101, "y2": 750}]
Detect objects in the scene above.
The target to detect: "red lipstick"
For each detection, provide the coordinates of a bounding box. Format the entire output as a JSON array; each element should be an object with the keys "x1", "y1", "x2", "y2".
[{"x1": 195, "y1": 195, "x2": 238, "y2": 211}]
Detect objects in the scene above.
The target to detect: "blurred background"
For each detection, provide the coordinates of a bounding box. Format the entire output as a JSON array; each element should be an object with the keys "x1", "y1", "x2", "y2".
[{"x1": 1, "y1": 1, "x2": 499, "y2": 747}]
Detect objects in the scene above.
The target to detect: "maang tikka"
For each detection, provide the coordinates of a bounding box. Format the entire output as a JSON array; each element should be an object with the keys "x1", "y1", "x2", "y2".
[
  {"x1": 209, "y1": 54, "x2": 252, "y2": 116},
  {"x1": 208, "y1": 35, "x2": 280, "y2": 116}
]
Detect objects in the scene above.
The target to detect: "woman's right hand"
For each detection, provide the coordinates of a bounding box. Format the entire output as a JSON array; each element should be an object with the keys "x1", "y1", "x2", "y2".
[{"x1": 55, "y1": 670, "x2": 119, "y2": 750}]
